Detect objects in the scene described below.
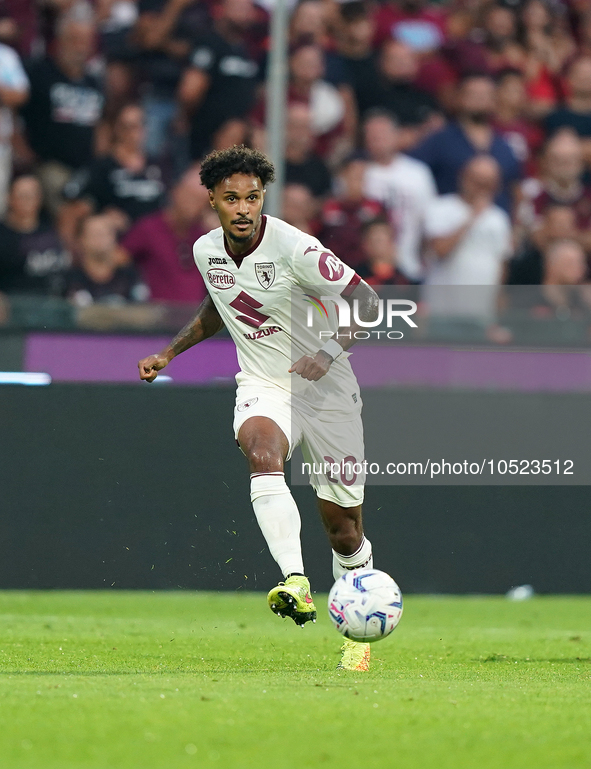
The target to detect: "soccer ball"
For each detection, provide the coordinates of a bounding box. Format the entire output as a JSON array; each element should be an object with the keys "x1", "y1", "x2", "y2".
[{"x1": 328, "y1": 569, "x2": 403, "y2": 643}]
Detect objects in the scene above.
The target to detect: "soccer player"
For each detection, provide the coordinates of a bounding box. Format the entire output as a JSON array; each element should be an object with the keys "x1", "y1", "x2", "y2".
[{"x1": 138, "y1": 146, "x2": 379, "y2": 671}]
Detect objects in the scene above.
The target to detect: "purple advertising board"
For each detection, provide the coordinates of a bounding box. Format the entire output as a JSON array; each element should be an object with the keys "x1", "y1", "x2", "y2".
[{"x1": 24, "y1": 333, "x2": 591, "y2": 392}]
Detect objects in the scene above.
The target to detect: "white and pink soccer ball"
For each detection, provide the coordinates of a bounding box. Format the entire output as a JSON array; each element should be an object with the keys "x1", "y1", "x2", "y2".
[{"x1": 328, "y1": 569, "x2": 403, "y2": 643}]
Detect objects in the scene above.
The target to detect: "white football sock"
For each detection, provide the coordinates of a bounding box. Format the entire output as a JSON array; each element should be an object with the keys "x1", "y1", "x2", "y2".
[
  {"x1": 250, "y1": 472, "x2": 305, "y2": 578},
  {"x1": 332, "y1": 536, "x2": 373, "y2": 581}
]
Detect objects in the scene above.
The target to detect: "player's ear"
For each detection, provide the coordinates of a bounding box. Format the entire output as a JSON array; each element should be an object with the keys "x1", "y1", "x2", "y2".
[{"x1": 208, "y1": 190, "x2": 216, "y2": 209}]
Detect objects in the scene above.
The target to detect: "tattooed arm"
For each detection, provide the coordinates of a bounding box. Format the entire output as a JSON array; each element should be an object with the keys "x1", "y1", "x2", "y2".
[{"x1": 138, "y1": 295, "x2": 224, "y2": 382}]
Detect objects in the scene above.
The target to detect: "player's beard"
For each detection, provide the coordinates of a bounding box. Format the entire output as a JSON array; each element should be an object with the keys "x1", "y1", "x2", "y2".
[{"x1": 227, "y1": 214, "x2": 260, "y2": 245}]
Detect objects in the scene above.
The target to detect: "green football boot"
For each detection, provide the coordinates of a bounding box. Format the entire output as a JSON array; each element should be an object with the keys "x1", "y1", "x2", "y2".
[
  {"x1": 337, "y1": 639, "x2": 371, "y2": 671},
  {"x1": 267, "y1": 575, "x2": 317, "y2": 626}
]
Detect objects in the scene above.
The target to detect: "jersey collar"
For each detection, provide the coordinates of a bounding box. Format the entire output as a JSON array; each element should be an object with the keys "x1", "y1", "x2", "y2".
[{"x1": 223, "y1": 215, "x2": 267, "y2": 267}]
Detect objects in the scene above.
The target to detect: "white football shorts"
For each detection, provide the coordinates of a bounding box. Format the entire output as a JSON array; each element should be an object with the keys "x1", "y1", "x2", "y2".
[{"x1": 233, "y1": 378, "x2": 365, "y2": 507}]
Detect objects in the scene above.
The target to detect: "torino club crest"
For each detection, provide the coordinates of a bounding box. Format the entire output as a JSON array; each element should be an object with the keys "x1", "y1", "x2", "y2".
[{"x1": 255, "y1": 262, "x2": 275, "y2": 289}]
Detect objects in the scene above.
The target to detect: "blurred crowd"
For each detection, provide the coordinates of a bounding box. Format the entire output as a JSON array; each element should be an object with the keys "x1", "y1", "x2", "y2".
[{"x1": 2, "y1": 0, "x2": 591, "y2": 320}]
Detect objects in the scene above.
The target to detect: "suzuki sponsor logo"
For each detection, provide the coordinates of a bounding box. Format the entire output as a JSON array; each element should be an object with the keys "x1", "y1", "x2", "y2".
[{"x1": 243, "y1": 325, "x2": 282, "y2": 340}]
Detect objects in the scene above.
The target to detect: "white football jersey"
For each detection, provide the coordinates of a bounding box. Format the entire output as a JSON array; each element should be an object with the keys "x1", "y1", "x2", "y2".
[{"x1": 193, "y1": 215, "x2": 362, "y2": 419}]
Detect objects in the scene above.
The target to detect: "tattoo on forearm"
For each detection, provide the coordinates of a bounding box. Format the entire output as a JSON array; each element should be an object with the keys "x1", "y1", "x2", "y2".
[{"x1": 168, "y1": 298, "x2": 223, "y2": 356}]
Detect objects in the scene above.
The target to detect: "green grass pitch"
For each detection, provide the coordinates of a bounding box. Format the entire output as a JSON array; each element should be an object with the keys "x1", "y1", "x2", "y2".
[{"x1": 1, "y1": 591, "x2": 590, "y2": 769}]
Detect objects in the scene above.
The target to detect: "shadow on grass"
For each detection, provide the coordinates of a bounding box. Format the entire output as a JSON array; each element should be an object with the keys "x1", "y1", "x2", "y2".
[
  {"x1": 479, "y1": 655, "x2": 591, "y2": 663},
  {"x1": 0, "y1": 670, "x2": 192, "y2": 675},
  {"x1": 0, "y1": 667, "x2": 343, "y2": 676}
]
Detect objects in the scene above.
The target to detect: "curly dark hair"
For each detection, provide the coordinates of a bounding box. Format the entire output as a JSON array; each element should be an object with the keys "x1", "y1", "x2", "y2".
[{"x1": 199, "y1": 145, "x2": 276, "y2": 191}]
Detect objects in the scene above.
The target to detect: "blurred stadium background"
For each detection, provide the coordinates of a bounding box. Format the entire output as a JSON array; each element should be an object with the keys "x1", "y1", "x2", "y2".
[
  {"x1": 3, "y1": 4, "x2": 591, "y2": 769},
  {"x1": 1, "y1": 0, "x2": 591, "y2": 599}
]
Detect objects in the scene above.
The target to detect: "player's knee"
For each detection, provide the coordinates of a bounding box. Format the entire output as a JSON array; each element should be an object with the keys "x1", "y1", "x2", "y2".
[
  {"x1": 247, "y1": 445, "x2": 284, "y2": 474},
  {"x1": 329, "y1": 524, "x2": 363, "y2": 556}
]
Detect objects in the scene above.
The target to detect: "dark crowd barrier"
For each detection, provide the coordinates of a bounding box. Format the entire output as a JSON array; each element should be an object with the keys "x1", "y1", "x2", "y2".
[{"x1": 1, "y1": 384, "x2": 590, "y2": 594}]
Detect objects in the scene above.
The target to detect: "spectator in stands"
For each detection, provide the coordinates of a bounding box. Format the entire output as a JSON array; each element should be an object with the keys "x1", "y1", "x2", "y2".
[
  {"x1": 132, "y1": 0, "x2": 211, "y2": 160},
  {"x1": 337, "y1": 2, "x2": 454, "y2": 126},
  {"x1": 542, "y1": 240, "x2": 588, "y2": 292},
  {"x1": 493, "y1": 68, "x2": 544, "y2": 177},
  {"x1": 545, "y1": 56, "x2": 591, "y2": 158},
  {"x1": 513, "y1": 239, "x2": 591, "y2": 316},
  {"x1": 362, "y1": 110, "x2": 437, "y2": 281},
  {"x1": 318, "y1": 154, "x2": 386, "y2": 272},
  {"x1": 284, "y1": 102, "x2": 332, "y2": 199},
  {"x1": 508, "y1": 205, "x2": 580, "y2": 286},
  {"x1": 439, "y1": 8, "x2": 489, "y2": 84},
  {"x1": 0, "y1": 174, "x2": 70, "y2": 295},
  {"x1": 289, "y1": 0, "x2": 349, "y2": 88},
  {"x1": 121, "y1": 168, "x2": 208, "y2": 303},
  {"x1": 518, "y1": 0, "x2": 573, "y2": 119},
  {"x1": 210, "y1": 117, "x2": 249, "y2": 153},
  {"x1": 357, "y1": 219, "x2": 411, "y2": 286},
  {"x1": 372, "y1": 0, "x2": 451, "y2": 129},
  {"x1": 282, "y1": 183, "x2": 317, "y2": 236},
  {"x1": 422, "y1": 156, "x2": 512, "y2": 320},
  {"x1": 61, "y1": 103, "x2": 166, "y2": 247},
  {"x1": 252, "y1": 37, "x2": 355, "y2": 166},
  {"x1": 178, "y1": 0, "x2": 260, "y2": 161},
  {"x1": 0, "y1": 0, "x2": 40, "y2": 59},
  {"x1": 61, "y1": 214, "x2": 148, "y2": 306},
  {"x1": 480, "y1": 3, "x2": 521, "y2": 74},
  {"x1": 20, "y1": 13, "x2": 104, "y2": 218},
  {"x1": 96, "y1": 1, "x2": 139, "y2": 139},
  {"x1": 373, "y1": 0, "x2": 447, "y2": 53},
  {"x1": 335, "y1": 3, "x2": 377, "y2": 117},
  {"x1": 411, "y1": 74, "x2": 522, "y2": 213},
  {"x1": 287, "y1": 41, "x2": 355, "y2": 164},
  {"x1": 518, "y1": 130, "x2": 591, "y2": 254},
  {"x1": 98, "y1": 0, "x2": 138, "y2": 63},
  {"x1": 0, "y1": 42, "x2": 29, "y2": 214},
  {"x1": 354, "y1": 40, "x2": 441, "y2": 149},
  {"x1": 290, "y1": 0, "x2": 328, "y2": 47}
]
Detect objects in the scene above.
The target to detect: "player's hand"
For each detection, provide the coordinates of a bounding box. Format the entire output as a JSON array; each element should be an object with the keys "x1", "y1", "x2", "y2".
[
  {"x1": 138, "y1": 353, "x2": 170, "y2": 383},
  {"x1": 289, "y1": 351, "x2": 332, "y2": 381}
]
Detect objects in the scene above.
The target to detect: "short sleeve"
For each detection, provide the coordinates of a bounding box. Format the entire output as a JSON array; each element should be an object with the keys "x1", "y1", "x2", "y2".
[
  {"x1": 424, "y1": 199, "x2": 469, "y2": 238},
  {"x1": 291, "y1": 236, "x2": 359, "y2": 297}
]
